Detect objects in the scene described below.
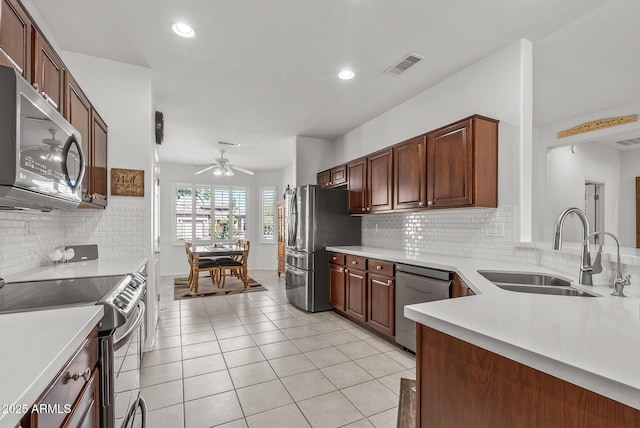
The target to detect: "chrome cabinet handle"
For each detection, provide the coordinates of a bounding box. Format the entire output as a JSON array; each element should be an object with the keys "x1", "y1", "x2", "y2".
[
  {"x1": 67, "y1": 367, "x2": 91, "y2": 382},
  {"x1": 427, "y1": 200, "x2": 433, "y2": 206},
  {"x1": 344, "y1": 268, "x2": 349, "y2": 273},
  {"x1": 366, "y1": 207, "x2": 371, "y2": 211},
  {"x1": 337, "y1": 268, "x2": 343, "y2": 273},
  {"x1": 387, "y1": 279, "x2": 393, "y2": 286},
  {"x1": 418, "y1": 201, "x2": 424, "y2": 207},
  {"x1": 361, "y1": 207, "x2": 366, "y2": 212}
]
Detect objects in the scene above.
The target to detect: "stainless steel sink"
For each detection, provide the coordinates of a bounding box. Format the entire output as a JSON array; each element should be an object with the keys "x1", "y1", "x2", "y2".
[
  {"x1": 477, "y1": 271, "x2": 572, "y2": 287},
  {"x1": 478, "y1": 270, "x2": 598, "y2": 297}
]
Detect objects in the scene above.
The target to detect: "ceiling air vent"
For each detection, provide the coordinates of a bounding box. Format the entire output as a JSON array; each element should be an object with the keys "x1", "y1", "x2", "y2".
[
  {"x1": 384, "y1": 53, "x2": 426, "y2": 75},
  {"x1": 614, "y1": 137, "x2": 640, "y2": 147}
]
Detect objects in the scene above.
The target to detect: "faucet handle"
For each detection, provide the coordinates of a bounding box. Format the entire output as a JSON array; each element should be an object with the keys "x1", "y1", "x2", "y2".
[
  {"x1": 612, "y1": 273, "x2": 631, "y2": 297},
  {"x1": 590, "y1": 245, "x2": 603, "y2": 274}
]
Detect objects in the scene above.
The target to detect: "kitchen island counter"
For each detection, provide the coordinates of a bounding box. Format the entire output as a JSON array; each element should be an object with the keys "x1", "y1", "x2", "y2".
[
  {"x1": 0, "y1": 306, "x2": 103, "y2": 428},
  {"x1": 327, "y1": 245, "x2": 640, "y2": 410}
]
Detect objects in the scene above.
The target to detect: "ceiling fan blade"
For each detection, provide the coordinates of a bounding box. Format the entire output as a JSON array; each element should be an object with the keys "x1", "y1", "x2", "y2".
[
  {"x1": 195, "y1": 165, "x2": 215, "y2": 175},
  {"x1": 231, "y1": 165, "x2": 255, "y2": 175}
]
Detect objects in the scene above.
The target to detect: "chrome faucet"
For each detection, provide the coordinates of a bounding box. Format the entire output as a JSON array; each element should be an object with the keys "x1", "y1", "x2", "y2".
[
  {"x1": 582, "y1": 231, "x2": 631, "y2": 296},
  {"x1": 552, "y1": 207, "x2": 592, "y2": 285}
]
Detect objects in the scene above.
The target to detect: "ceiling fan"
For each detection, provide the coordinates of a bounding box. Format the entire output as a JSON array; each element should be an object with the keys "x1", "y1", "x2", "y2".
[{"x1": 195, "y1": 150, "x2": 255, "y2": 176}]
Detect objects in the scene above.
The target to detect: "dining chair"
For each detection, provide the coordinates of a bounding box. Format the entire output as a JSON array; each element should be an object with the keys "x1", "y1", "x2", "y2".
[
  {"x1": 185, "y1": 242, "x2": 221, "y2": 293},
  {"x1": 218, "y1": 240, "x2": 250, "y2": 289}
]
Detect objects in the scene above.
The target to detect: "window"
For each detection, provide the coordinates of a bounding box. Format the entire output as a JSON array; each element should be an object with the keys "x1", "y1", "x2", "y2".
[
  {"x1": 174, "y1": 184, "x2": 247, "y2": 243},
  {"x1": 261, "y1": 187, "x2": 276, "y2": 242}
]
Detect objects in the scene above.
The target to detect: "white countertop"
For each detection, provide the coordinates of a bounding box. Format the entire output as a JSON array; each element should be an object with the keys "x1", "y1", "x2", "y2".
[
  {"x1": 327, "y1": 245, "x2": 640, "y2": 410},
  {"x1": 3, "y1": 256, "x2": 148, "y2": 283},
  {"x1": 0, "y1": 306, "x2": 103, "y2": 428}
]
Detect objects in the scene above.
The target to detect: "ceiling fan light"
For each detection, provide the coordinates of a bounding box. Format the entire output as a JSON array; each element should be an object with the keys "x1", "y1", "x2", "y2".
[
  {"x1": 224, "y1": 166, "x2": 234, "y2": 176},
  {"x1": 213, "y1": 165, "x2": 223, "y2": 176}
]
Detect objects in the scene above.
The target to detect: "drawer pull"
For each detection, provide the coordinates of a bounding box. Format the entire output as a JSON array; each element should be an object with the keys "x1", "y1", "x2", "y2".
[
  {"x1": 376, "y1": 265, "x2": 382, "y2": 270},
  {"x1": 338, "y1": 268, "x2": 343, "y2": 273},
  {"x1": 387, "y1": 279, "x2": 393, "y2": 286},
  {"x1": 332, "y1": 257, "x2": 337, "y2": 261},
  {"x1": 67, "y1": 368, "x2": 91, "y2": 382},
  {"x1": 352, "y1": 261, "x2": 357, "y2": 265}
]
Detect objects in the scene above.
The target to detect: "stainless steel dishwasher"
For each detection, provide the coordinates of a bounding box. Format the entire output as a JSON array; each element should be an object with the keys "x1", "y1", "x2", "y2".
[{"x1": 395, "y1": 264, "x2": 452, "y2": 353}]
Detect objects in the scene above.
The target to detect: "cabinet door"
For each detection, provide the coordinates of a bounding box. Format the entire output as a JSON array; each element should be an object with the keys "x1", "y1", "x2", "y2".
[
  {"x1": 0, "y1": 0, "x2": 31, "y2": 80},
  {"x1": 368, "y1": 148, "x2": 393, "y2": 212},
  {"x1": 33, "y1": 29, "x2": 64, "y2": 112},
  {"x1": 64, "y1": 71, "x2": 92, "y2": 201},
  {"x1": 347, "y1": 158, "x2": 367, "y2": 214},
  {"x1": 329, "y1": 263, "x2": 346, "y2": 311},
  {"x1": 394, "y1": 135, "x2": 426, "y2": 210},
  {"x1": 367, "y1": 273, "x2": 395, "y2": 337},
  {"x1": 90, "y1": 110, "x2": 108, "y2": 205},
  {"x1": 317, "y1": 169, "x2": 330, "y2": 187},
  {"x1": 330, "y1": 165, "x2": 347, "y2": 186},
  {"x1": 427, "y1": 119, "x2": 473, "y2": 208},
  {"x1": 345, "y1": 268, "x2": 367, "y2": 322}
]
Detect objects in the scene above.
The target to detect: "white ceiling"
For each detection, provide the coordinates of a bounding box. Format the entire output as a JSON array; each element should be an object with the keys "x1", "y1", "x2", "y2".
[{"x1": 28, "y1": 0, "x2": 640, "y2": 170}]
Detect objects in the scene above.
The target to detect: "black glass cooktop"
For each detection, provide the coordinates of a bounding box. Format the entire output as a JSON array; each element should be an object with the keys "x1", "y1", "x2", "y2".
[{"x1": 0, "y1": 275, "x2": 124, "y2": 313}]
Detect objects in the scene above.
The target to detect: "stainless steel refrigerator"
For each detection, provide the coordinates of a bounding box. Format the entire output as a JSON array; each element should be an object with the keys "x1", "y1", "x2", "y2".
[{"x1": 285, "y1": 185, "x2": 361, "y2": 312}]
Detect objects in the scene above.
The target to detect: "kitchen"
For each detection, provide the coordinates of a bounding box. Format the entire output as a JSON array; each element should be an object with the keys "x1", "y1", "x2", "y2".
[{"x1": 1, "y1": 0, "x2": 640, "y2": 427}]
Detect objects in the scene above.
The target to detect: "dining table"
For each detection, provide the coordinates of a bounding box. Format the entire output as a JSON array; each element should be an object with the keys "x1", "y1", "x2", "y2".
[
  {"x1": 188, "y1": 244, "x2": 248, "y2": 292},
  {"x1": 191, "y1": 244, "x2": 245, "y2": 258}
]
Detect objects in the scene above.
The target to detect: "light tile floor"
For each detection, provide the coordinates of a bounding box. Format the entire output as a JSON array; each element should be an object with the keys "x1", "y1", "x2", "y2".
[{"x1": 142, "y1": 270, "x2": 416, "y2": 428}]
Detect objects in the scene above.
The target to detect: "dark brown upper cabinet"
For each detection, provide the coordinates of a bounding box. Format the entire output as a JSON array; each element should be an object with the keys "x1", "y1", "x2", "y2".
[
  {"x1": 65, "y1": 71, "x2": 108, "y2": 208},
  {"x1": 33, "y1": 28, "x2": 64, "y2": 112},
  {"x1": 367, "y1": 148, "x2": 393, "y2": 213},
  {"x1": 393, "y1": 135, "x2": 427, "y2": 210},
  {"x1": 317, "y1": 164, "x2": 347, "y2": 188},
  {"x1": 426, "y1": 115, "x2": 498, "y2": 209},
  {"x1": 347, "y1": 157, "x2": 367, "y2": 214},
  {"x1": 0, "y1": 0, "x2": 32, "y2": 81}
]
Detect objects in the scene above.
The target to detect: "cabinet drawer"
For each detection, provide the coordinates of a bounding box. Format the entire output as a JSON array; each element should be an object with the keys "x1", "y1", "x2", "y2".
[
  {"x1": 35, "y1": 328, "x2": 99, "y2": 428},
  {"x1": 346, "y1": 255, "x2": 366, "y2": 270},
  {"x1": 329, "y1": 252, "x2": 345, "y2": 265},
  {"x1": 368, "y1": 259, "x2": 394, "y2": 277}
]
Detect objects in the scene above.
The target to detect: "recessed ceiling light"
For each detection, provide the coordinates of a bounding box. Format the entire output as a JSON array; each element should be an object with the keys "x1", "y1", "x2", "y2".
[
  {"x1": 172, "y1": 22, "x2": 196, "y2": 38},
  {"x1": 338, "y1": 69, "x2": 355, "y2": 80}
]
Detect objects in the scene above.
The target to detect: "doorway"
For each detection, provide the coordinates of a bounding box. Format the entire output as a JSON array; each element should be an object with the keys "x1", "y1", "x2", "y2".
[{"x1": 584, "y1": 181, "x2": 604, "y2": 244}]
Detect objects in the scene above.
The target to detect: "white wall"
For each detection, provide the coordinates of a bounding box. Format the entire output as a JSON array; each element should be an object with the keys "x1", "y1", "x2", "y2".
[
  {"x1": 159, "y1": 162, "x2": 283, "y2": 276},
  {"x1": 334, "y1": 39, "x2": 532, "y2": 244},
  {"x1": 618, "y1": 149, "x2": 640, "y2": 248},
  {"x1": 295, "y1": 136, "x2": 334, "y2": 186},
  {"x1": 534, "y1": 99, "x2": 640, "y2": 247},
  {"x1": 545, "y1": 143, "x2": 621, "y2": 243}
]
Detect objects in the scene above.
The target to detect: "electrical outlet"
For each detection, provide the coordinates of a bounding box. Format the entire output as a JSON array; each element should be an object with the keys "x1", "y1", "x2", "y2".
[{"x1": 485, "y1": 223, "x2": 505, "y2": 238}]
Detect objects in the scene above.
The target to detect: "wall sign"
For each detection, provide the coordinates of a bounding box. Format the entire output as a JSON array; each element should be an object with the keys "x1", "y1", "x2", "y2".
[{"x1": 111, "y1": 168, "x2": 144, "y2": 197}]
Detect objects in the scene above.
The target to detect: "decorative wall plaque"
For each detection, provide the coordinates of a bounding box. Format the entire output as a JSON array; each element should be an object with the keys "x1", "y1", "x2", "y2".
[
  {"x1": 557, "y1": 114, "x2": 638, "y2": 138},
  {"x1": 111, "y1": 168, "x2": 144, "y2": 197}
]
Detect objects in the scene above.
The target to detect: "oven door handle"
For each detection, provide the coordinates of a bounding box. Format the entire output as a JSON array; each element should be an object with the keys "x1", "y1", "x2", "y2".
[{"x1": 114, "y1": 301, "x2": 145, "y2": 351}]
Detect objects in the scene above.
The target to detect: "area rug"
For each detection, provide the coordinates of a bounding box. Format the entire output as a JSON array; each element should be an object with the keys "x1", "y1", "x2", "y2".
[
  {"x1": 173, "y1": 275, "x2": 267, "y2": 300},
  {"x1": 397, "y1": 378, "x2": 416, "y2": 428}
]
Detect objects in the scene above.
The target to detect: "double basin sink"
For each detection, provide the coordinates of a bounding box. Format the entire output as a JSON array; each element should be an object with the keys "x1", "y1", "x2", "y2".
[{"x1": 478, "y1": 270, "x2": 598, "y2": 297}]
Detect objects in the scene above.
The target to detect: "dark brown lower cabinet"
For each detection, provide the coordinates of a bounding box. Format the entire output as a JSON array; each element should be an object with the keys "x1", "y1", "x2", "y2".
[
  {"x1": 367, "y1": 272, "x2": 395, "y2": 337},
  {"x1": 345, "y1": 268, "x2": 367, "y2": 323},
  {"x1": 416, "y1": 324, "x2": 640, "y2": 428},
  {"x1": 329, "y1": 263, "x2": 346, "y2": 312}
]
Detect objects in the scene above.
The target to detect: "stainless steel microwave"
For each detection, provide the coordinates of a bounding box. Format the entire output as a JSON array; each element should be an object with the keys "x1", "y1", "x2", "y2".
[{"x1": 0, "y1": 66, "x2": 85, "y2": 211}]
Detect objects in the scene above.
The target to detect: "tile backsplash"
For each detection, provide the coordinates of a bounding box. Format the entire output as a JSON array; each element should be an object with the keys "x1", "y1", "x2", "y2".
[
  {"x1": 362, "y1": 205, "x2": 524, "y2": 260},
  {"x1": 361, "y1": 205, "x2": 640, "y2": 289},
  {"x1": 0, "y1": 203, "x2": 148, "y2": 277}
]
